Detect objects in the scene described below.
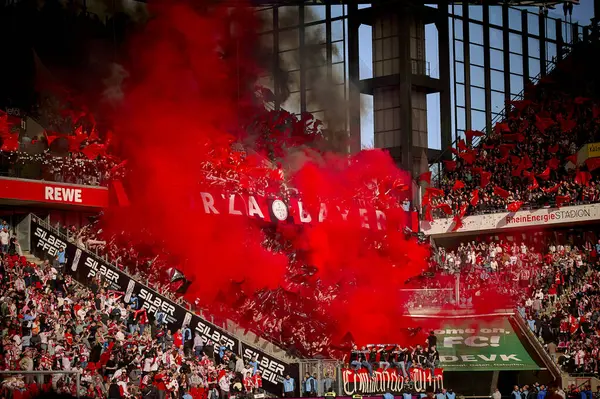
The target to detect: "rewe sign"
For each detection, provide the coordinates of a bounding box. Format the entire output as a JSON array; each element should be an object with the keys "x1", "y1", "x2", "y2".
[
  {"x1": 0, "y1": 177, "x2": 108, "y2": 208},
  {"x1": 44, "y1": 186, "x2": 83, "y2": 203}
]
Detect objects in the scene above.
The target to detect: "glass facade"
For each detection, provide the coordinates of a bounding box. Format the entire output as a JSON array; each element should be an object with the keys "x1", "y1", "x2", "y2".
[
  {"x1": 254, "y1": 5, "x2": 349, "y2": 130},
  {"x1": 449, "y1": 3, "x2": 586, "y2": 144}
]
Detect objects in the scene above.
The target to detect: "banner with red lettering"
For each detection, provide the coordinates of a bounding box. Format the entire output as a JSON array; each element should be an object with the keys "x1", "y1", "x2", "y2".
[{"x1": 0, "y1": 177, "x2": 108, "y2": 208}]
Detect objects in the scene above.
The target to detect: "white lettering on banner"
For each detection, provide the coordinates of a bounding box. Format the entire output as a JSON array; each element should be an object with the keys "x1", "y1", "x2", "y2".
[
  {"x1": 139, "y1": 288, "x2": 176, "y2": 318},
  {"x1": 44, "y1": 186, "x2": 83, "y2": 203},
  {"x1": 84, "y1": 257, "x2": 120, "y2": 284},
  {"x1": 198, "y1": 192, "x2": 396, "y2": 231},
  {"x1": 241, "y1": 347, "x2": 286, "y2": 384},
  {"x1": 439, "y1": 354, "x2": 522, "y2": 363},
  {"x1": 421, "y1": 203, "x2": 600, "y2": 237},
  {"x1": 342, "y1": 368, "x2": 443, "y2": 395},
  {"x1": 194, "y1": 320, "x2": 236, "y2": 350},
  {"x1": 442, "y1": 336, "x2": 501, "y2": 348},
  {"x1": 34, "y1": 227, "x2": 66, "y2": 257}
]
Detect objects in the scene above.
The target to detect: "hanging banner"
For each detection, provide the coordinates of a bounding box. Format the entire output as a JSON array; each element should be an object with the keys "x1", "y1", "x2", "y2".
[
  {"x1": 29, "y1": 217, "x2": 303, "y2": 397},
  {"x1": 342, "y1": 368, "x2": 443, "y2": 395},
  {"x1": 421, "y1": 316, "x2": 539, "y2": 371},
  {"x1": 240, "y1": 342, "x2": 300, "y2": 396},
  {"x1": 29, "y1": 217, "x2": 239, "y2": 353}
]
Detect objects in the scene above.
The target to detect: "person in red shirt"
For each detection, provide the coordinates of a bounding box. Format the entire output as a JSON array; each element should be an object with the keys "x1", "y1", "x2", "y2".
[
  {"x1": 174, "y1": 329, "x2": 183, "y2": 349},
  {"x1": 243, "y1": 372, "x2": 255, "y2": 392},
  {"x1": 154, "y1": 372, "x2": 168, "y2": 395},
  {"x1": 253, "y1": 371, "x2": 263, "y2": 391}
]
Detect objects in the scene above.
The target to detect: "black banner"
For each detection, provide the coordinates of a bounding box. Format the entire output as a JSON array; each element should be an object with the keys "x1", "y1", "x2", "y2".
[
  {"x1": 29, "y1": 218, "x2": 300, "y2": 396},
  {"x1": 30, "y1": 219, "x2": 239, "y2": 352},
  {"x1": 240, "y1": 342, "x2": 300, "y2": 397}
]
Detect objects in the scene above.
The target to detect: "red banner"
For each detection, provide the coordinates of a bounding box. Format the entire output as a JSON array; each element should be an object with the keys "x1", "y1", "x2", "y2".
[{"x1": 0, "y1": 177, "x2": 109, "y2": 208}]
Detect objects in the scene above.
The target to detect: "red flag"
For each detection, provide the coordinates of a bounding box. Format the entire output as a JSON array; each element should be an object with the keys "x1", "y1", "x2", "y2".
[
  {"x1": 559, "y1": 117, "x2": 576, "y2": 133},
  {"x1": 566, "y1": 154, "x2": 578, "y2": 166},
  {"x1": 535, "y1": 115, "x2": 555, "y2": 133},
  {"x1": 424, "y1": 206, "x2": 433, "y2": 222},
  {"x1": 510, "y1": 156, "x2": 521, "y2": 166},
  {"x1": 465, "y1": 130, "x2": 485, "y2": 141},
  {"x1": 574, "y1": 97, "x2": 590, "y2": 105},
  {"x1": 547, "y1": 158, "x2": 560, "y2": 170},
  {"x1": 537, "y1": 167, "x2": 551, "y2": 180},
  {"x1": 495, "y1": 122, "x2": 510, "y2": 134},
  {"x1": 521, "y1": 154, "x2": 533, "y2": 170},
  {"x1": 528, "y1": 177, "x2": 539, "y2": 191},
  {"x1": 443, "y1": 160, "x2": 457, "y2": 172},
  {"x1": 510, "y1": 99, "x2": 532, "y2": 111},
  {"x1": 425, "y1": 187, "x2": 444, "y2": 197},
  {"x1": 556, "y1": 195, "x2": 570, "y2": 208},
  {"x1": 418, "y1": 171, "x2": 432, "y2": 184},
  {"x1": 575, "y1": 170, "x2": 592, "y2": 186},
  {"x1": 483, "y1": 144, "x2": 495, "y2": 150},
  {"x1": 457, "y1": 139, "x2": 468, "y2": 152},
  {"x1": 548, "y1": 144, "x2": 559, "y2": 154},
  {"x1": 434, "y1": 203, "x2": 453, "y2": 215},
  {"x1": 507, "y1": 201, "x2": 523, "y2": 213},
  {"x1": 44, "y1": 131, "x2": 63, "y2": 146},
  {"x1": 499, "y1": 144, "x2": 516, "y2": 156},
  {"x1": 67, "y1": 134, "x2": 87, "y2": 152},
  {"x1": 543, "y1": 183, "x2": 561, "y2": 194},
  {"x1": 493, "y1": 186, "x2": 510, "y2": 199},
  {"x1": 470, "y1": 189, "x2": 479, "y2": 207},
  {"x1": 81, "y1": 143, "x2": 106, "y2": 160},
  {"x1": 586, "y1": 158, "x2": 600, "y2": 172},
  {"x1": 459, "y1": 150, "x2": 476, "y2": 165},
  {"x1": 451, "y1": 216, "x2": 463, "y2": 232},
  {"x1": 452, "y1": 180, "x2": 465, "y2": 191},
  {"x1": 480, "y1": 171, "x2": 492, "y2": 187}
]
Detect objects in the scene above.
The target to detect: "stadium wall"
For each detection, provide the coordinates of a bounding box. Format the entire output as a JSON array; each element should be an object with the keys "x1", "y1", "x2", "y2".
[{"x1": 420, "y1": 203, "x2": 600, "y2": 237}]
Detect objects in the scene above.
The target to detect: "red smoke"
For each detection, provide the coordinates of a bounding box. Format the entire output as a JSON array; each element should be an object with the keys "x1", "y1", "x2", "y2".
[{"x1": 92, "y1": 1, "x2": 430, "y2": 355}]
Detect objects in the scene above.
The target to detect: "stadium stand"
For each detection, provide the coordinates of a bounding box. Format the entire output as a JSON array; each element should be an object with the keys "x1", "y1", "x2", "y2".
[{"x1": 427, "y1": 39, "x2": 600, "y2": 222}]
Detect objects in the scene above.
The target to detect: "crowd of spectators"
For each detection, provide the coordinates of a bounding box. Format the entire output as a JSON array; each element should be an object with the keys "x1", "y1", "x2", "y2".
[
  {"x1": 430, "y1": 48, "x2": 600, "y2": 219},
  {"x1": 429, "y1": 231, "x2": 600, "y2": 378},
  {"x1": 0, "y1": 151, "x2": 120, "y2": 187},
  {"x1": 0, "y1": 241, "x2": 265, "y2": 399}
]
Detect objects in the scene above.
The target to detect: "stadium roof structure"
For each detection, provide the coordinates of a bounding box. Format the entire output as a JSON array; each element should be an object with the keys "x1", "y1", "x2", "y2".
[{"x1": 248, "y1": 0, "x2": 579, "y2": 6}]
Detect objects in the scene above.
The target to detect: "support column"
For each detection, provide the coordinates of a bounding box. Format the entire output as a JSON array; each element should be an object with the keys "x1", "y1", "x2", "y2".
[
  {"x1": 483, "y1": 4, "x2": 492, "y2": 133},
  {"x1": 462, "y1": 2, "x2": 472, "y2": 131},
  {"x1": 347, "y1": 3, "x2": 361, "y2": 154},
  {"x1": 438, "y1": 10, "x2": 452, "y2": 152},
  {"x1": 502, "y1": 4, "x2": 511, "y2": 106},
  {"x1": 399, "y1": 10, "x2": 413, "y2": 172}
]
